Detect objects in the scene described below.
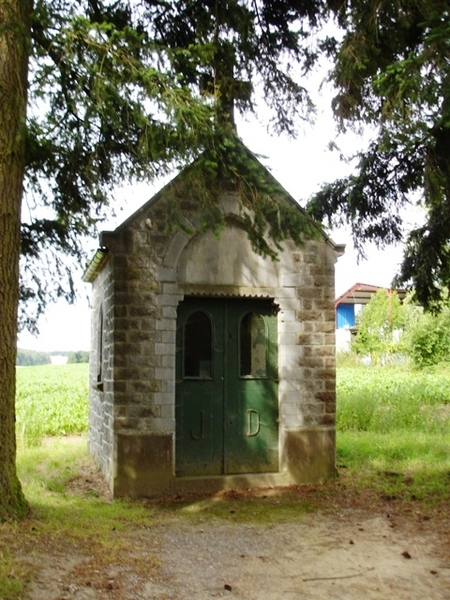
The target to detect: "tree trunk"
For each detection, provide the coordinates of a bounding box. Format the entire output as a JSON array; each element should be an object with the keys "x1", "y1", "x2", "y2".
[{"x1": 0, "y1": 0, "x2": 31, "y2": 521}]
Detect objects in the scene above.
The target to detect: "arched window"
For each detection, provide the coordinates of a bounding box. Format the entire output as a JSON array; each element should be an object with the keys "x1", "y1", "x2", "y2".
[
  {"x1": 183, "y1": 311, "x2": 213, "y2": 378},
  {"x1": 240, "y1": 312, "x2": 267, "y2": 378}
]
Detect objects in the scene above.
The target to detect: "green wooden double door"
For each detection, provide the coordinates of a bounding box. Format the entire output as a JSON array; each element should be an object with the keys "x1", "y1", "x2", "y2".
[{"x1": 175, "y1": 297, "x2": 279, "y2": 477}]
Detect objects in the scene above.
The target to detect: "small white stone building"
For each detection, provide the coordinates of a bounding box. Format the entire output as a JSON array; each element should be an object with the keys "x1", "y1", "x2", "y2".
[{"x1": 83, "y1": 148, "x2": 345, "y2": 497}]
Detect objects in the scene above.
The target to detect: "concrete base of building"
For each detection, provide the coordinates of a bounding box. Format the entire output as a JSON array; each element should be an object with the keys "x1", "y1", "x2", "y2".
[{"x1": 111, "y1": 428, "x2": 336, "y2": 498}]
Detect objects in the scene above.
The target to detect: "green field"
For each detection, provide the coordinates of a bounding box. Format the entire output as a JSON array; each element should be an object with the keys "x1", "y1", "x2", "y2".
[
  {"x1": 15, "y1": 361, "x2": 450, "y2": 501},
  {"x1": 337, "y1": 365, "x2": 450, "y2": 433},
  {"x1": 16, "y1": 363, "x2": 89, "y2": 444}
]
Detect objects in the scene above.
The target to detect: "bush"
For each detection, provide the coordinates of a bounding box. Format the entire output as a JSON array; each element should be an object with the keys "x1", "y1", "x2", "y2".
[{"x1": 404, "y1": 308, "x2": 450, "y2": 366}]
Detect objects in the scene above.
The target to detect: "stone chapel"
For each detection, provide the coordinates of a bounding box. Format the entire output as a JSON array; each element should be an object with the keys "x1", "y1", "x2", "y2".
[{"x1": 83, "y1": 143, "x2": 345, "y2": 498}]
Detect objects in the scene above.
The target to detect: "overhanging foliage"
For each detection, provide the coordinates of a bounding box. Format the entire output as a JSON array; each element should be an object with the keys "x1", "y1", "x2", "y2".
[
  {"x1": 308, "y1": 0, "x2": 450, "y2": 311},
  {"x1": 22, "y1": 0, "x2": 329, "y2": 329}
]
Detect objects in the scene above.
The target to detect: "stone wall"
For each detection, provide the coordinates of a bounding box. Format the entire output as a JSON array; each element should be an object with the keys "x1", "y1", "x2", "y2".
[{"x1": 88, "y1": 257, "x2": 115, "y2": 488}]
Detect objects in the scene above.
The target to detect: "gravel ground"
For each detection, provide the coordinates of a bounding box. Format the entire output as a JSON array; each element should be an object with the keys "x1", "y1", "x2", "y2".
[{"x1": 24, "y1": 504, "x2": 450, "y2": 600}]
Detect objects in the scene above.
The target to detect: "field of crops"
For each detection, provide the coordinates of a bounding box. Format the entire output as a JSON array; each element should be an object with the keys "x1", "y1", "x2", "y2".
[
  {"x1": 16, "y1": 363, "x2": 89, "y2": 444},
  {"x1": 16, "y1": 362, "x2": 450, "y2": 439},
  {"x1": 15, "y1": 362, "x2": 450, "y2": 482}
]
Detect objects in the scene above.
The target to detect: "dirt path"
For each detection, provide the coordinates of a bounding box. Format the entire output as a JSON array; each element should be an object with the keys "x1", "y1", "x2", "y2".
[
  {"x1": 22, "y1": 502, "x2": 450, "y2": 600},
  {"x1": 6, "y1": 445, "x2": 450, "y2": 600},
  {"x1": 145, "y1": 511, "x2": 450, "y2": 600}
]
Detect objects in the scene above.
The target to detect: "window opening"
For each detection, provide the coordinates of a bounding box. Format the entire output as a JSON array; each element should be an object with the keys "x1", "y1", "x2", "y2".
[
  {"x1": 240, "y1": 312, "x2": 267, "y2": 378},
  {"x1": 183, "y1": 311, "x2": 213, "y2": 378}
]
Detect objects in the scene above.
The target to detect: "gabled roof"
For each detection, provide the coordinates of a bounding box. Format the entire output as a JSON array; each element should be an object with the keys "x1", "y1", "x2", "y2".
[
  {"x1": 335, "y1": 282, "x2": 407, "y2": 307},
  {"x1": 103, "y1": 139, "x2": 345, "y2": 247},
  {"x1": 83, "y1": 137, "x2": 345, "y2": 282}
]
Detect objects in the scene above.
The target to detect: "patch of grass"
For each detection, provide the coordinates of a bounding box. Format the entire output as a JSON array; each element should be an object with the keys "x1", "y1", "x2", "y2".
[
  {"x1": 16, "y1": 363, "x2": 89, "y2": 445},
  {"x1": 17, "y1": 437, "x2": 153, "y2": 534},
  {"x1": 336, "y1": 351, "x2": 363, "y2": 368},
  {"x1": 337, "y1": 365, "x2": 450, "y2": 433},
  {"x1": 336, "y1": 364, "x2": 450, "y2": 504},
  {"x1": 18, "y1": 436, "x2": 89, "y2": 496},
  {"x1": 18, "y1": 437, "x2": 316, "y2": 530},
  {"x1": 20, "y1": 439, "x2": 141, "y2": 531},
  {"x1": 0, "y1": 542, "x2": 28, "y2": 600},
  {"x1": 337, "y1": 431, "x2": 450, "y2": 503}
]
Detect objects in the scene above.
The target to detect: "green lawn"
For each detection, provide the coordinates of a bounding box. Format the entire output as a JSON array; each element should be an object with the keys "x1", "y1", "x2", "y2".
[{"x1": 336, "y1": 364, "x2": 450, "y2": 502}]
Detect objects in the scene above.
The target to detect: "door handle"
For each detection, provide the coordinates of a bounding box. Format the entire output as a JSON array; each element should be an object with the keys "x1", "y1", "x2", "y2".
[
  {"x1": 190, "y1": 411, "x2": 205, "y2": 440},
  {"x1": 246, "y1": 409, "x2": 260, "y2": 437}
]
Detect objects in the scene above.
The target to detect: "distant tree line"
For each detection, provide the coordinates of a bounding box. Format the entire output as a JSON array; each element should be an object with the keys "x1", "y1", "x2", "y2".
[
  {"x1": 16, "y1": 349, "x2": 50, "y2": 366},
  {"x1": 16, "y1": 349, "x2": 89, "y2": 366},
  {"x1": 67, "y1": 351, "x2": 90, "y2": 364}
]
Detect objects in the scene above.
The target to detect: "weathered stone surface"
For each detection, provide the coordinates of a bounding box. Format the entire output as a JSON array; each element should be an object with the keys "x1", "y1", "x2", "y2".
[
  {"x1": 114, "y1": 433, "x2": 173, "y2": 497},
  {"x1": 284, "y1": 428, "x2": 336, "y2": 483}
]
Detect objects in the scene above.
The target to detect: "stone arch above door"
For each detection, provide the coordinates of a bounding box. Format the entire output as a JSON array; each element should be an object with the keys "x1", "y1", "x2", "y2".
[{"x1": 176, "y1": 219, "x2": 282, "y2": 288}]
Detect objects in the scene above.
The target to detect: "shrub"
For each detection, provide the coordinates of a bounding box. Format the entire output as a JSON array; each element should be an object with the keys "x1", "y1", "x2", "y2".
[{"x1": 404, "y1": 308, "x2": 450, "y2": 366}]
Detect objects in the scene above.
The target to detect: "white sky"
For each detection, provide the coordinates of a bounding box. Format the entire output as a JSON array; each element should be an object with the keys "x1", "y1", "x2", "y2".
[{"x1": 18, "y1": 92, "x2": 412, "y2": 353}]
